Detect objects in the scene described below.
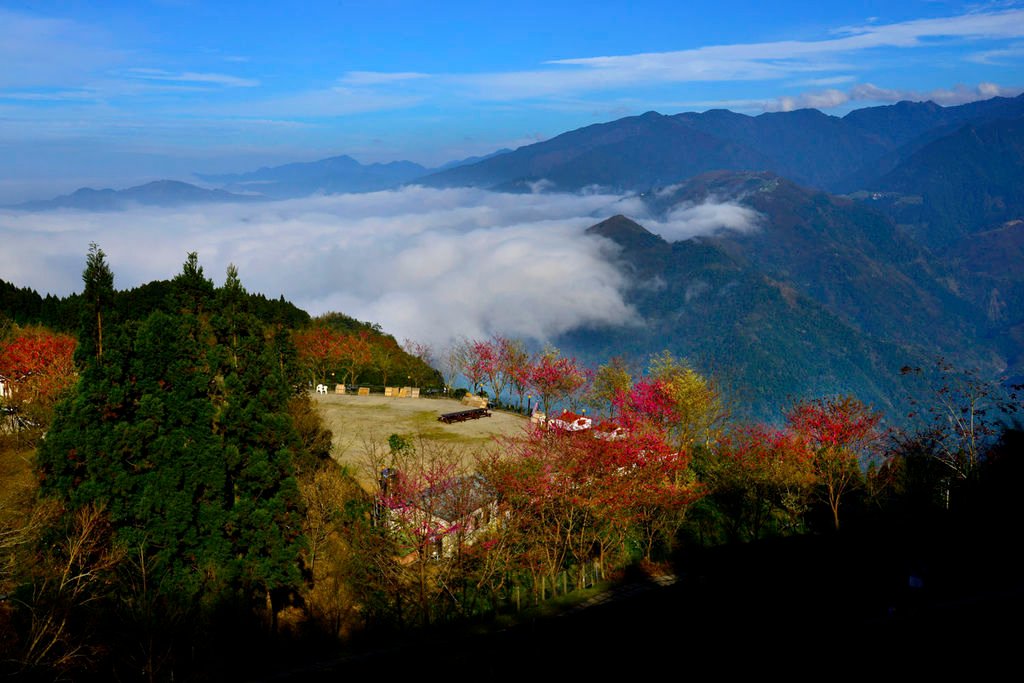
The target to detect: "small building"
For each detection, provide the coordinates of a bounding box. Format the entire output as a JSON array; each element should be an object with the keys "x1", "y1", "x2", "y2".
[
  {"x1": 548, "y1": 410, "x2": 592, "y2": 432},
  {"x1": 382, "y1": 471, "x2": 499, "y2": 561}
]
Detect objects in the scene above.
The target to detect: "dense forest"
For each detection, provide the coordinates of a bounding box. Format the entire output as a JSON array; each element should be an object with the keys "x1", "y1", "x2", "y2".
[{"x1": 1, "y1": 245, "x2": 1022, "y2": 680}]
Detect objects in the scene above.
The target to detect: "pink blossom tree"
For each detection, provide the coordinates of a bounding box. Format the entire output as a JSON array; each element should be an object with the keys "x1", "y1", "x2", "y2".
[{"x1": 526, "y1": 346, "x2": 587, "y2": 423}]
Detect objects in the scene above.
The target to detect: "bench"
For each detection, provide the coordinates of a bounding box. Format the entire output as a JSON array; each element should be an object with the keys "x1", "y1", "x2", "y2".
[{"x1": 438, "y1": 408, "x2": 492, "y2": 424}]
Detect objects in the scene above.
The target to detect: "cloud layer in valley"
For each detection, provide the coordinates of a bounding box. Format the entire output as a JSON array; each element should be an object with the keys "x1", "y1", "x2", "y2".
[{"x1": 0, "y1": 186, "x2": 761, "y2": 349}]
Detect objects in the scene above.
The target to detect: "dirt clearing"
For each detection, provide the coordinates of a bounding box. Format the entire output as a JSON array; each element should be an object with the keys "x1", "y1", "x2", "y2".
[{"x1": 311, "y1": 392, "x2": 529, "y2": 486}]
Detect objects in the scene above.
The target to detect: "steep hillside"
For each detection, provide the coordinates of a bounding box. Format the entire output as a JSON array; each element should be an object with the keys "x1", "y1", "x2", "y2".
[
  {"x1": 865, "y1": 116, "x2": 1024, "y2": 248},
  {"x1": 556, "y1": 172, "x2": 1006, "y2": 422}
]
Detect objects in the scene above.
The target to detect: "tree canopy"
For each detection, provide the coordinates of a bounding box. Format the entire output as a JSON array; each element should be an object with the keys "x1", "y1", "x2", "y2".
[{"x1": 37, "y1": 251, "x2": 310, "y2": 617}]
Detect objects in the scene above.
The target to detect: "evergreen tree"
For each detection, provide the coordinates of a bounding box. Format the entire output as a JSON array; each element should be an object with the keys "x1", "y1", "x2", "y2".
[
  {"x1": 38, "y1": 253, "x2": 307, "y2": 627},
  {"x1": 80, "y1": 242, "x2": 114, "y2": 360}
]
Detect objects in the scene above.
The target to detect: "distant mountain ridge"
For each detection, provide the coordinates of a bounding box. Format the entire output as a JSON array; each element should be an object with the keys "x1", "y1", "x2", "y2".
[
  {"x1": 13, "y1": 94, "x2": 1022, "y2": 210},
  {"x1": 6, "y1": 180, "x2": 262, "y2": 211},
  {"x1": 194, "y1": 154, "x2": 430, "y2": 199},
  {"x1": 193, "y1": 149, "x2": 516, "y2": 199},
  {"x1": 419, "y1": 94, "x2": 1024, "y2": 195}
]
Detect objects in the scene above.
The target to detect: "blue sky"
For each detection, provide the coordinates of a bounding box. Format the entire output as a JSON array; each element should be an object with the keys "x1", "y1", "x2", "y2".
[{"x1": 2, "y1": 0, "x2": 1023, "y2": 201}]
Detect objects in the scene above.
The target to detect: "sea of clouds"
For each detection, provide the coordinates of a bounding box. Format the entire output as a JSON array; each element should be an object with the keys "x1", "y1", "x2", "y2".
[{"x1": 0, "y1": 185, "x2": 760, "y2": 349}]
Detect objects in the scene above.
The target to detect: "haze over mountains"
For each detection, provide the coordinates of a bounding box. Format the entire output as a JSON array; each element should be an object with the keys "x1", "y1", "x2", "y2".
[
  {"x1": 9, "y1": 180, "x2": 263, "y2": 212},
  {"x1": 6, "y1": 150, "x2": 514, "y2": 210},
  {"x1": 6, "y1": 94, "x2": 1023, "y2": 421}
]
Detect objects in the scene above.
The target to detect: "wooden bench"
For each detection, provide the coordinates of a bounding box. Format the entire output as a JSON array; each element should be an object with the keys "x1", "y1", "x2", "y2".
[{"x1": 438, "y1": 408, "x2": 492, "y2": 424}]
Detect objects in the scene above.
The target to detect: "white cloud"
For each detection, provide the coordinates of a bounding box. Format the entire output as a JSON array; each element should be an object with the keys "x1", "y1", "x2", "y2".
[
  {"x1": 770, "y1": 88, "x2": 854, "y2": 112},
  {"x1": 493, "y1": 8, "x2": 1024, "y2": 98},
  {"x1": 0, "y1": 187, "x2": 652, "y2": 349},
  {"x1": 0, "y1": 187, "x2": 775, "y2": 349},
  {"x1": 640, "y1": 201, "x2": 763, "y2": 242}
]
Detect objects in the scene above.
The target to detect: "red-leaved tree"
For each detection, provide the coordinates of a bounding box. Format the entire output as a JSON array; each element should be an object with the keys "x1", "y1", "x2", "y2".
[
  {"x1": 337, "y1": 331, "x2": 373, "y2": 386},
  {"x1": 526, "y1": 347, "x2": 586, "y2": 423},
  {"x1": 786, "y1": 395, "x2": 882, "y2": 531},
  {"x1": 0, "y1": 327, "x2": 77, "y2": 431},
  {"x1": 292, "y1": 327, "x2": 344, "y2": 386}
]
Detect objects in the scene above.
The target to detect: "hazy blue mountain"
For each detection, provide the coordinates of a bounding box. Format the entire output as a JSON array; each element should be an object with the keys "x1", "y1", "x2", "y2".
[
  {"x1": 837, "y1": 95, "x2": 1024, "y2": 193},
  {"x1": 194, "y1": 154, "x2": 430, "y2": 198},
  {"x1": 671, "y1": 108, "x2": 890, "y2": 190},
  {"x1": 418, "y1": 94, "x2": 1024, "y2": 195},
  {"x1": 856, "y1": 116, "x2": 1024, "y2": 248},
  {"x1": 433, "y1": 148, "x2": 513, "y2": 172},
  {"x1": 418, "y1": 111, "x2": 770, "y2": 192},
  {"x1": 842, "y1": 95, "x2": 1024, "y2": 147},
  {"x1": 7, "y1": 180, "x2": 262, "y2": 211}
]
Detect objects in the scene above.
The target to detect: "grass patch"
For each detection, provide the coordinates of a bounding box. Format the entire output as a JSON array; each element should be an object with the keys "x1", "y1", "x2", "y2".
[{"x1": 314, "y1": 393, "x2": 528, "y2": 486}]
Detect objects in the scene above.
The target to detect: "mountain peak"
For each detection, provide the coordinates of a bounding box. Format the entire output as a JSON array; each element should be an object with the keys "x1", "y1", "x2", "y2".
[{"x1": 585, "y1": 214, "x2": 664, "y2": 248}]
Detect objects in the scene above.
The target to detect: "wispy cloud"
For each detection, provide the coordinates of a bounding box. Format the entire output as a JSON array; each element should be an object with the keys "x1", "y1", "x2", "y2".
[
  {"x1": 339, "y1": 71, "x2": 431, "y2": 86},
  {"x1": 124, "y1": 68, "x2": 260, "y2": 88},
  {"x1": 0, "y1": 89, "x2": 98, "y2": 102},
  {"x1": 792, "y1": 75, "x2": 858, "y2": 87},
  {"x1": 968, "y1": 41, "x2": 1024, "y2": 64},
  {"x1": 425, "y1": 8, "x2": 1024, "y2": 103},
  {"x1": 525, "y1": 9, "x2": 1024, "y2": 90},
  {"x1": 206, "y1": 84, "x2": 425, "y2": 118}
]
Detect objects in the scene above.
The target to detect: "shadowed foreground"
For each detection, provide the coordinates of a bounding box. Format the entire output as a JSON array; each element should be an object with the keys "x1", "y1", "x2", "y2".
[{"x1": 257, "y1": 524, "x2": 1023, "y2": 681}]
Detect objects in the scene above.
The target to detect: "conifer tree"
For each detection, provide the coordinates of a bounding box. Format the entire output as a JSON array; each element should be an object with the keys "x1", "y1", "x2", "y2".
[
  {"x1": 38, "y1": 252, "x2": 307, "y2": 627},
  {"x1": 80, "y1": 242, "x2": 114, "y2": 360}
]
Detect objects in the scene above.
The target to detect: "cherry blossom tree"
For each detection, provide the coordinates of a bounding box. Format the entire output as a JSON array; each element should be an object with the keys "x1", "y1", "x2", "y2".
[
  {"x1": 786, "y1": 395, "x2": 883, "y2": 531},
  {"x1": 526, "y1": 346, "x2": 586, "y2": 423},
  {"x1": 501, "y1": 339, "x2": 532, "y2": 412},
  {"x1": 463, "y1": 338, "x2": 495, "y2": 397}
]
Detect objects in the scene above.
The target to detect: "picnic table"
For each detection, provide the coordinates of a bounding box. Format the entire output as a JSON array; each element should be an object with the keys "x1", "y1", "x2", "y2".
[{"x1": 438, "y1": 408, "x2": 492, "y2": 424}]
